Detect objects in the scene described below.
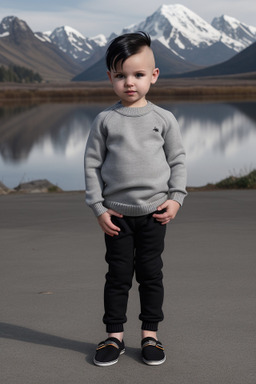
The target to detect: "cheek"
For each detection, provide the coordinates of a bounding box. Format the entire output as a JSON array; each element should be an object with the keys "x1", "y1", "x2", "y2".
[
  {"x1": 141, "y1": 80, "x2": 151, "y2": 91},
  {"x1": 113, "y1": 80, "x2": 122, "y2": 89},
  {"x1": 112, "y1": 82, "x2": 124, "y2": 96}
]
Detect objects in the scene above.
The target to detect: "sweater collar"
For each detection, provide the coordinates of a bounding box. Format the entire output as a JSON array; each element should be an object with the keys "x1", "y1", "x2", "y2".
[{"x1": 113, "y1": 101, "x2": 153, "y2": 116}]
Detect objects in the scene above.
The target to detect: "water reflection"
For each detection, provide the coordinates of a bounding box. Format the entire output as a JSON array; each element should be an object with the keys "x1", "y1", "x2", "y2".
[
  {"x1": 0, "y1": 101, "x2": 255, "y2": 190},
  {"x1": 0, "y1": 103, "x2": 105, "y2": 161}
]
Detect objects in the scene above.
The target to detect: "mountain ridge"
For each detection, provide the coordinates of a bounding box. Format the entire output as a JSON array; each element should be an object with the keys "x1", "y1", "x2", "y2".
[
  {"x1": 38, "y1": 26, "x2": 107, "y2": 65},
  {"x1": 212, "y1": 15, "x2": 256, "y2": 47}
]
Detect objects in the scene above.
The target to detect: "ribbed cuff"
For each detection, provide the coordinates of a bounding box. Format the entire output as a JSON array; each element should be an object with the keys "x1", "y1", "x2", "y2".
[
  {"x1": 91, "y1": 202, "x2": 108, "y2": 217},
  {"x1": 106, "y1": 323, "x2": 124, "y2": 333},
  {"x1": 169, "y1": 191, "x2": 187, "y2": 206},
  {"x1": 141, "y1": 322, "x2": 159, "y2": 331}
]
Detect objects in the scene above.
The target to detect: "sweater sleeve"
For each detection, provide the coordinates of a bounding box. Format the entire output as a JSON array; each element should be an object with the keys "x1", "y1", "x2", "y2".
[
  {"x1": 84, "y1": 114, "x2": 108, "y2": 217},
  {"x1": 163, "y1": 113, "x2": 187, "y2": 206}
]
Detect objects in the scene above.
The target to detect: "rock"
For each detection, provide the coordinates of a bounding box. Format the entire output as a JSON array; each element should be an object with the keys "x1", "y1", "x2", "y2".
[
  {"x1": 0, "y1": 181, "x2": 14, "y2": 195},
  {"x1": 14, "y1": 179, "x2": 62, "y2": 193}
]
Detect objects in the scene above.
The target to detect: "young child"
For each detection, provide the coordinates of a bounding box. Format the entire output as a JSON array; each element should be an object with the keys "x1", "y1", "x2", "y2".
[{"x1": 84, "y1": 32, "x2": 187, "y2": 367}]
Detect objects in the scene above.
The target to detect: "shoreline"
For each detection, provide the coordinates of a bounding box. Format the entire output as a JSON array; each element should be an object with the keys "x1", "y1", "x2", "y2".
[
  {"x1": 1, "y1": 173, "x2": 255, "y2": 195},
  {"x1": 1, "y1": 77, "x2": 256, "y2": 104}
]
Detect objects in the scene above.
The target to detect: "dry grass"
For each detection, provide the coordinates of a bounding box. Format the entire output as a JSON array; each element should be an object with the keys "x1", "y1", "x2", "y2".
[{"x1": 1, "y1": 76, "x2": 256, "y2": 104}]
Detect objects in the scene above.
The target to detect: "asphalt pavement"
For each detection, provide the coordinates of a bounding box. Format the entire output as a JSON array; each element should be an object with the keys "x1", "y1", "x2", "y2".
[{"x1": 0, "y1": 190, "x2": 255, "y2": 384}]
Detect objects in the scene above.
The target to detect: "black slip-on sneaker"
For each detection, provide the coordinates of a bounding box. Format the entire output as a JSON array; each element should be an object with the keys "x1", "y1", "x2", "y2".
[
  {"x1": 141, "y1": 337, "x2": 166, "y2": 366},
  {"x1": 93, "y1": 337, "x2": 125, "y2": 367}
]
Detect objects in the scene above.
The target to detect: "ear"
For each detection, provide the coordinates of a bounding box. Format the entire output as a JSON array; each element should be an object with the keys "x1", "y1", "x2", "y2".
[
  {"x1": 107, "y1": 71, "x2": 113, "y2": 84},
  {"x1": 151, "y1": 68, "x2": 159, "y2": 84}
]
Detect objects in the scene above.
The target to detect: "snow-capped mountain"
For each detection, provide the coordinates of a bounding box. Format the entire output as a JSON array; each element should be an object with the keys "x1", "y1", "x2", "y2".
[
  {"x1": 1, "y1": 4, "x2": 256, "y2": 82},
  {"x1": 212, "y1": 15, "x2": 256, "y2": 47},
  {"x1": 0, "y1": 16, "x2": 82, "y2": 81},
  {"x1": 36, "y1": 26, "x2": 107, "y2": 64},
  {"x1": 0, "y1": 15, "x2": 35, "y2": 41},
  {"x1": 122, "y1": 4, "x2": 246, "y2": 66}
]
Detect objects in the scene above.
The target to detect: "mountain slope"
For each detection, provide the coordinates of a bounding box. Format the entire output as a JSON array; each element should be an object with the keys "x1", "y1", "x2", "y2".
[
  {"x1": 165, "y1": 41, "x2": 256, "y2": 78},
  {"x1": 0, "y1": 17, "x2": 82, "y2": 81}
]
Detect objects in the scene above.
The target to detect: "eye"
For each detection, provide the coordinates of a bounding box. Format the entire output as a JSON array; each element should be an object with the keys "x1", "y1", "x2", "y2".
[
  {"x1": 115, "y1": 74, "x2": 124, "y2": 79},
  {"x1": 135, "y1": 73, "x2": 144, "y2": 78}
]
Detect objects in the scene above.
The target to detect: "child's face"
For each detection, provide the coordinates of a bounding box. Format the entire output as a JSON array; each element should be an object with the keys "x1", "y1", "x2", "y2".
[{"x1": 107, "y1": 46, "x2": 159, "y2": 108}]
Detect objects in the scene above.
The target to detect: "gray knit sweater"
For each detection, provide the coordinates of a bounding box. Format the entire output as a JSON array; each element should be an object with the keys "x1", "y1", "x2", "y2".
[{"x1": 84, "y1": 101, "x2": 187, "y2": 217}]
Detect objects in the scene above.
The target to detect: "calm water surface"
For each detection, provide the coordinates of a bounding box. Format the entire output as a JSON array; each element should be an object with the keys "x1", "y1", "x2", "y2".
[{"x1": 0, "y1": 101, "x2": 256, "y2": 190}]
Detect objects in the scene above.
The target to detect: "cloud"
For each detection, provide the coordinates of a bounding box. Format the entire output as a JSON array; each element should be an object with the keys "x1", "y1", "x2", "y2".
[
  {"x1": 0, "y1": 8, "x2": 124, "y2": 36},
  {"x1": 0, "y1": 0, "x2": 83, "y2": 12},
  {"x1": 0, "y1": 1, "x2": 156, "y2": 36}
]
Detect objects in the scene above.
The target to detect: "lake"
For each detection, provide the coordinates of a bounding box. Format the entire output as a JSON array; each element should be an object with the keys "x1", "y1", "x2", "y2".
[{"x1": 0, "y1": 100, "x2": 256, "y2": 191}]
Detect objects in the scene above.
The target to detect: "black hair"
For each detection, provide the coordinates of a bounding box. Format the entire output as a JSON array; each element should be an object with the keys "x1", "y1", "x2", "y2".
[{"x1": 106, "y1": 31, "x2": 151, "y2": 71}]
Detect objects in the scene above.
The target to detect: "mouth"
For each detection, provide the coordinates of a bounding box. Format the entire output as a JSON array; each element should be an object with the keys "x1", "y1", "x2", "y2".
[{"x1": 125, "y1": 90, "x2": 136, "y2": 95}]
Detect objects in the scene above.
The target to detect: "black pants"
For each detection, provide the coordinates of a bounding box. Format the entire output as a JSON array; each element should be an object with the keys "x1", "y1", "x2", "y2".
[{"x1": 103, "y1": 213, "x2": 166, "y2": 333}]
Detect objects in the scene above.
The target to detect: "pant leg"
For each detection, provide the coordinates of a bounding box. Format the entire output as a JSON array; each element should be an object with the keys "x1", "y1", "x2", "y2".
[
  {"x1": 135, "y1": 214, "x2": 166, "y2": 331},
  {"x1": 103, "y1": 216, "x2": 135, "y2": 333}
]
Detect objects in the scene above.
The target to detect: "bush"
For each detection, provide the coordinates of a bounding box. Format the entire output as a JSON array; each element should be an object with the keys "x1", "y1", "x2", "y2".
[{"x1": 216, "y1": 170, "x2": 256, "y2": 189}]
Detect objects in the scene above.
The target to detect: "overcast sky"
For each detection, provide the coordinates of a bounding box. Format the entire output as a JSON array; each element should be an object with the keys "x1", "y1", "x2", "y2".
[{"x1": 0, "y1": 0, "x2": 255, "y2": 37}]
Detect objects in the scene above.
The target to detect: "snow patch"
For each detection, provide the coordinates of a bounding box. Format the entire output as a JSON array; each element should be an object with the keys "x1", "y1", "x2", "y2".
[
  {"x1": 90, "y1": 34, "x2": 107, "y2": 46},
  {"x1": 0, "y1": 31, "x2": 9, "y2": 38},
  {"x1": 35, "y1": 33, "x2": 51, "y2": 43},
  {"x1": 63, "y1": 25, "x2": 86, "y2": 40}
]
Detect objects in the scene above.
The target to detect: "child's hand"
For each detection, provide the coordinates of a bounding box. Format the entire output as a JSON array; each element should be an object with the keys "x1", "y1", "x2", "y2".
[
  {"x1": 97, "y1": 209, "x2": 123, "y2": 236},
  {"x1": 153, "y1": 200, "x2": 180, "y2": 225}
]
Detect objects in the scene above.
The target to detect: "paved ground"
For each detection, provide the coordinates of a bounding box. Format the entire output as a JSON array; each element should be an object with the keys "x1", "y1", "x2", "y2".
[{"x1": 0, "y1": 190, "x2": 255, "y2": 384}]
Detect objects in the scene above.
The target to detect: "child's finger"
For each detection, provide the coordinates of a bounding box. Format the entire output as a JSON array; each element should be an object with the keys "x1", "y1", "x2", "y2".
[
  {"x1": 106, "y1": 228, "x2": 120, "y2": 236},
  {"x1": 108, "y1": 209, "x2": 123, "y2": 218},
  {"x1": 153, "y1": 211, "x2": 167, "y2": 220},
  {"x1": 102, "y1": 223, "x2": 119, "y2": 236},
  {"x1": 106, "y1": 218, "x2": 121, "y2": 234},
  {"x1": 157, "y1": 201, "x2": 168, "y2": 211}
]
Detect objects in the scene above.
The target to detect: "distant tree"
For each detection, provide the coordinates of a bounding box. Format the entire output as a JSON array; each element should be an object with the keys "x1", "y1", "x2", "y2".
[{"x1": 0, "y1": 65, "x2": 43, "y2": 83}]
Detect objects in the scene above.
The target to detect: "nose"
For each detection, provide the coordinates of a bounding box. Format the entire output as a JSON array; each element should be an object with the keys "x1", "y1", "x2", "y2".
[{"x1": 125, "y1": 76, "x2": 134, "y2": 87}]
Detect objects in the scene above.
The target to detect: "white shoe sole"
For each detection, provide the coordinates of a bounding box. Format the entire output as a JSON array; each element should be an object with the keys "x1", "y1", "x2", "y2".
[
  {"x1": 142, "y1": 355, "x2": 166, "y2": 366},
  {"x1": 93, "y1": 348, "x2": 125, "y2": 367}
]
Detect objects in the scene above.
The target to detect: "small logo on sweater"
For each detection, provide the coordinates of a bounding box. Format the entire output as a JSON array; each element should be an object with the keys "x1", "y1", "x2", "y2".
[{"x1": 153, "y1": 127, "x2": 159, "y2": 132}]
